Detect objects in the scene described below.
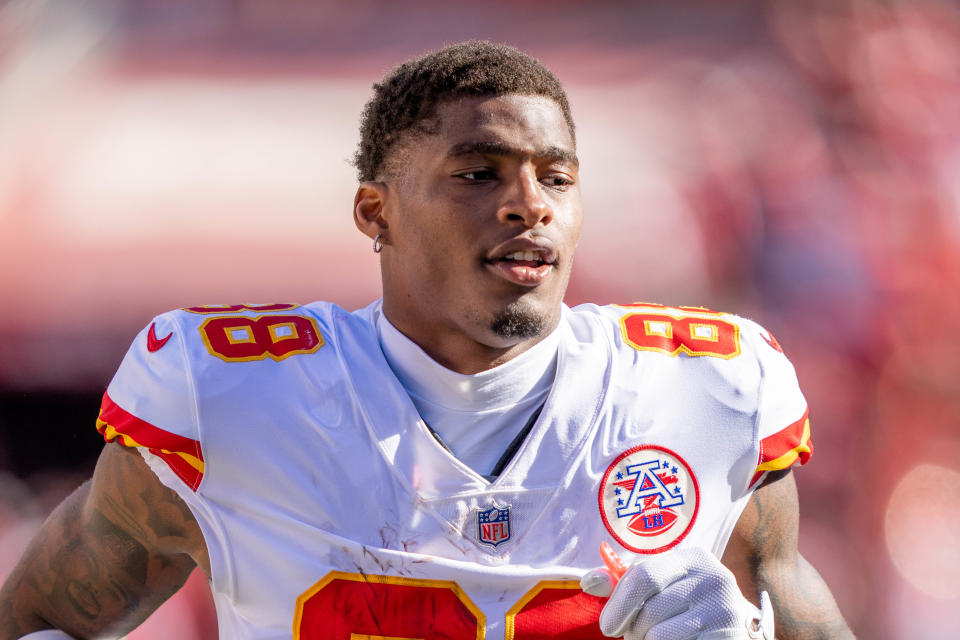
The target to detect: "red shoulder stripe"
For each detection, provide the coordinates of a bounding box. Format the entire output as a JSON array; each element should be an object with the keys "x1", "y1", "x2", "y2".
[
  {"x1": 750, "y1": 409, "x2": 812, "y2": 487},
  {"x1": 96, "y1": 391, "x2": 204, "y2": 491}
]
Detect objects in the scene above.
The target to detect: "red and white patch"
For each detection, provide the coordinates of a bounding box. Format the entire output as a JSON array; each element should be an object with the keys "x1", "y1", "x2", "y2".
[{"x1": 598, "y1": 444, "x2": 699, "y2": 554}]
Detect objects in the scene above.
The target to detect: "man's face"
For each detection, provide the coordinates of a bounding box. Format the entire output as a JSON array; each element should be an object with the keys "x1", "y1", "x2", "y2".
[{"x1": 376, "y1": 94, "x2": 582, "y2": 369}]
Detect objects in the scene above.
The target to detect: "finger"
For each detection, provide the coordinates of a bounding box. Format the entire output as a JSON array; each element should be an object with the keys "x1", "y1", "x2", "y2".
[
  {"x1": 638, "y1": 554, "x2": 751, "y2": 640},
  {"x1": 629, "y1": 584, "x2": 695, "y2": 640},
  {"x1": 598, "y1": 552, "x2": 690, "y2": 637},
  {"x1": 581, "y1": 566, "x2": 615, "y2": 597},
  {"x1": 647, "y1": 619, "x2": 746, "y2": 640},
  {"x1": 642, "y1": 611, "x2": 706, "y2": 640}
]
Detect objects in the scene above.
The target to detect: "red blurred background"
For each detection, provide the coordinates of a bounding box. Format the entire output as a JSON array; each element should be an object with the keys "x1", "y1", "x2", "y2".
[{"x1": 2, "y1": 1, "x2": 959, "y2": 638}]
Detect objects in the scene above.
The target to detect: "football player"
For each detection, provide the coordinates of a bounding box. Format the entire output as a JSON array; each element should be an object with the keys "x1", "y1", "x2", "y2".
[{"x1": 0, "y1": 42, "x2": 853, "y2": 640}]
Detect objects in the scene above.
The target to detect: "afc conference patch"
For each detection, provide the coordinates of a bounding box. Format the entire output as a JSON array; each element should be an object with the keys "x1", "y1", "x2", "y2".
[
  {"x1": 598, "y1": 444, "x2": 700, "y2": 553},
  {"x1": 476, "y1": 504, "x2": 511, "y2": 547}
]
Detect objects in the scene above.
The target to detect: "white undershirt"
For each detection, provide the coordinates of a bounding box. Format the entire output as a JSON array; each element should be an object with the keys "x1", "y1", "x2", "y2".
[{"x1": 376, "y1": 309, "x2": 558, "y2": 477}]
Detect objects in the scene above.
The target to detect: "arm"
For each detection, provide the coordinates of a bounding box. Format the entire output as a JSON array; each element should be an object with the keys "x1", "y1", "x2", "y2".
[
  {"x1": 0, "y1": 444, "x2": 209, "y2": 640},
  {"x1": 583, "y1": 470, "x2": 854, "y2": 639},
  {"x1": 721, "y1": 469, "x2": 853, "y2": 639}
]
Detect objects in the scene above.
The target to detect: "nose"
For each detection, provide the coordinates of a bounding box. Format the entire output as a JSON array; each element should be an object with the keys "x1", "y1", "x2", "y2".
[{"x1": 497, "y1": 166, "x2": 553, "y2": 228}]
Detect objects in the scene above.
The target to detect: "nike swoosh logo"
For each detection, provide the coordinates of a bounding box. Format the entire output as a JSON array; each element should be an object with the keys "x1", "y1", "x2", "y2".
[
  {"x1": 761, "y1": 330, "x2": 783, "y2": 353},
  {"x1": 147, "y1": 322, "x2": 173, "y2": 352}
]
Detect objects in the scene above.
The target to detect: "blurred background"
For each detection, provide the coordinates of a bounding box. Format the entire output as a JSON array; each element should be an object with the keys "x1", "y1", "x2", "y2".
[{"x1": 1, "y1": 0, "x2": 959, "y2": 637}]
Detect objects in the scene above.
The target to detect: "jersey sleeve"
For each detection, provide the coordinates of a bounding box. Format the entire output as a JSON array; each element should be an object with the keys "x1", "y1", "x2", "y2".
[
  {"x1": 96, "y1": 312, "x2": 204, "y2": 491},
  {"x1": 739, "y1": 319, "x2": 812, "y2": 488}
]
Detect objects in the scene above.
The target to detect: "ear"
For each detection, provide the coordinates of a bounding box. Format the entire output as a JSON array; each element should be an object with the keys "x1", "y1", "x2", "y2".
[{"x1": 353, "y1": 181, "x2": 391, "y2": 240}]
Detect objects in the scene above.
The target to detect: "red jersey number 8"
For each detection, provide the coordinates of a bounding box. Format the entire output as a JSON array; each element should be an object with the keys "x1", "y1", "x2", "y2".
[
  {"x1": 198, "y1": 315, "x2": 324, "y2": 362},
  {"x1": 619, "y1": 312, "x2": 741, "y2": 359},
  {"x1": 293, "y1": 572, "x2": 607, "y2": 639}
]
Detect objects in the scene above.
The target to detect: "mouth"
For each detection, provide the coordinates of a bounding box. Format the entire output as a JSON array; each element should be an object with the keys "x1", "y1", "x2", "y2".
[{"x1": 484, "y1": 243, "x2": 557, "y2": 287}]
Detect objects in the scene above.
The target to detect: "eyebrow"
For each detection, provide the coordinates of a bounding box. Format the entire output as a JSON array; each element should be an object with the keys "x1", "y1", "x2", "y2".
[{"x1": 446, "y1": 141, "x2": 579, "y2": 167}]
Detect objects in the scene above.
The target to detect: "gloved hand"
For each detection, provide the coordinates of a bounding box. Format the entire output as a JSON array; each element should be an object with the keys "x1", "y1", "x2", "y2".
[{"x1": 580, "y1": 546, "x2": 774, "y2": 640}]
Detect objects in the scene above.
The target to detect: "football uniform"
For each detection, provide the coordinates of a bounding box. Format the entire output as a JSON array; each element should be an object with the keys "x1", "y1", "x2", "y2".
[{"x1": 97, "y1": 300, "x2": 811, "y2": 640}]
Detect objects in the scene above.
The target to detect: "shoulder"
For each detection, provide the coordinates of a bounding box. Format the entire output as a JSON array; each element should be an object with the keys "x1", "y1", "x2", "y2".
[
  {"x1": 98, "y1": 300, "x2": 372, "y2": 491},
  {"x1": 572, "y1": 301, "x2": 807, "y2": 432},
  {"x1": 151, "y1": 299, "x2": 387, "y2": 364},
  {"x1": 113, "y1": 302, "x2": 348, "y2": 386},
  {"x1": 570, "y1": 301, "x2": 788, "y2": 371},
  {"x1": 574, "y1": 301, "x2": 812, "y2": 487},
  {"x1": 101, "y1": 301, "x2": 363, "y2": 441},
  {"x1": 164, "y1": 302, "x2": 340, "y2": 363}
]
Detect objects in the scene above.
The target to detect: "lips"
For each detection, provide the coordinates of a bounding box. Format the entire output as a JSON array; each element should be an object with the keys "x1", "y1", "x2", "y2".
[{"x1": 484, "y1": 238, "x2": 557, "y2": 287}]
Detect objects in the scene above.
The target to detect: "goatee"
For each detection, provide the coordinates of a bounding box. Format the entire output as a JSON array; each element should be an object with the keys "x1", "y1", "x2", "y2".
[{"x1": 490, "y1": 304, "x2": 546, "y2": 339}]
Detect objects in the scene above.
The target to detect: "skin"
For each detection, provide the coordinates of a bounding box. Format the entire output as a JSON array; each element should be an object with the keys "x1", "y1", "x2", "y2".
[
  {"x1": 723, "y1": 470, "x2": 854, "y2": 639},
  {"x1": 354, "y1": 94, "x2": 582, "y2": 374},
  {"x1": 0, "y1": 93, "x2": 852, "y2": 639},
  {"x1": 0, "y1": 445, "x2": 207, "y2": 639}
]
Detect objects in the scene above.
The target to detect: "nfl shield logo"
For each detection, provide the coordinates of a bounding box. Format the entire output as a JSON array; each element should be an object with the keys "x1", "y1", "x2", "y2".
[{"x1": 476, "y1": 504, "x2": 511, "y2": 547}]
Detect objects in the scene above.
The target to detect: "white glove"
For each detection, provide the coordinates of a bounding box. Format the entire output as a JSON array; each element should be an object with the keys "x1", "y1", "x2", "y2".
[{"x1": 580, "y1": 547, "x2": 774, "y2": 640}]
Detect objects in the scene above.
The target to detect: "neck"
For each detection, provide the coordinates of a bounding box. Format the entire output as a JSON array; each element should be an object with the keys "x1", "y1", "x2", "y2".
[
  {"x1": 377, "y1": 314, "x2": 559, "y2": 411},
  {"x1": 380, "y1": 301, "x2": 560, "y2": 375}
]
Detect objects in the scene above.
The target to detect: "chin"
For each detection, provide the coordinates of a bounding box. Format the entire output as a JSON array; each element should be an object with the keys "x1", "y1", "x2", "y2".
[{"x1": 489, "y1": 299, "x2": 556, "y2": 340}]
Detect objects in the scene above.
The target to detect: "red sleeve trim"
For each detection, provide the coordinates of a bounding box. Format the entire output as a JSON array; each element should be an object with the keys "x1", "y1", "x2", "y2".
[
  {"x1": 750, "y1": 408, "x2": 813, "y2": 487},
  {"x1": 96, "y1": 391, "x2": 204, "y2": 491}
]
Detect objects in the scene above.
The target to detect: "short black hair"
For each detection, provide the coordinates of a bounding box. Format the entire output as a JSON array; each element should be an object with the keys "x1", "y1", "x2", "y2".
[{"x1": 354, "y1": 41, "x2": 575, "y2": 182}]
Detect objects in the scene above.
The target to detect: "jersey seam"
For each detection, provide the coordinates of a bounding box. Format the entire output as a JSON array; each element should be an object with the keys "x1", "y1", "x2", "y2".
[
  {"x1": 168, "y1": 309, "x2": 239, "y2": 605},
  {"x1": 709, "y1": 317, "x2": 767, "y2": 557},
  {"x1": 334, "y1": 309, "x2": 481, "y2": 544},
  {"x1": 334, "y1": 308, "x2": 432, "y2": 505},
  {"x1": 748, "y1": 323, "x2": 767, "y2": 495},
  {"x1": 170, "y1": 311, "x2": 204, "y2": 488},
  {"x1": 509, "y1": 306, "x2": 613, "y2": 547},
  {"x1": 357, "y1": 302, "x2": 509, "y2": 490}
]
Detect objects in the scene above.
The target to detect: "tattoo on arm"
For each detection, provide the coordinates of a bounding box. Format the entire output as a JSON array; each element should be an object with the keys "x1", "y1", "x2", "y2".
[
  {"x1": 724, "y1": 471, "x2": 855, "y2": 640},
  {"x1": 0, "y1": 444, "x2": 208, "y2": 640}
]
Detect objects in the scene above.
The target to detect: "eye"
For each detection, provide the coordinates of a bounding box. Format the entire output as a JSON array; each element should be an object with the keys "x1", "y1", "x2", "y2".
[
  {"x1": 541, "y1": 174, "x2": 574, "y2": 191},
  {"x1": 456, "y1": 169, "x2": 497, "y2": 182}
]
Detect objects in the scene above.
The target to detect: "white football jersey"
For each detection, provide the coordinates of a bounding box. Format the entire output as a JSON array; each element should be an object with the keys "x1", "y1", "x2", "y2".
[{"x1": 97, "y1": 300, "x2": 812, "y2": 640}]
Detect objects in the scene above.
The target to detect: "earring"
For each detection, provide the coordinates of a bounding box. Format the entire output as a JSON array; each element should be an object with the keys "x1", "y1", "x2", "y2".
[{"x1": 373, "y1": 233, "x2": 384, "y2": 253}]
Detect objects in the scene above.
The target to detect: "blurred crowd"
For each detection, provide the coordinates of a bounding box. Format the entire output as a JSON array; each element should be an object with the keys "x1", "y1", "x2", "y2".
[
  {"x1": 2, "y1": 1, "x2": 959, "y2": 638},
  {"x1": 711, "y1": 3, "x2": 960, "y2": 633}
]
